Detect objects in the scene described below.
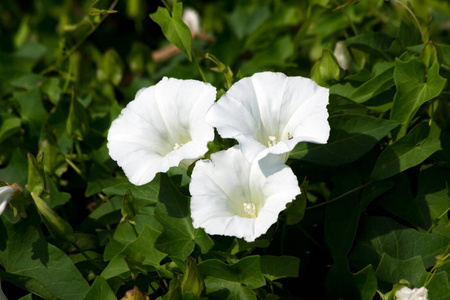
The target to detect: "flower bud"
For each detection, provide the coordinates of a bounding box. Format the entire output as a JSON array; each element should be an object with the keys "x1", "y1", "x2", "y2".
[
  {"x1": 121, "y1": 285, "x2": 149, "y2": 300},
  {"x1": 181, "y1": 257, "x2": 204, "y2": 297},
  {"x1": 333, "y1": 41, "x2": 351, "y2": 70},
  {"x1": 182, "y1": 7, "x2": 200, "y2": 36}
]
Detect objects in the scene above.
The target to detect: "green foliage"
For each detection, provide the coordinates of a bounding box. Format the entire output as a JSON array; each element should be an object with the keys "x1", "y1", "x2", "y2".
[{"x1": 0, "y1": 0, "x2": 449, "y2": 299}]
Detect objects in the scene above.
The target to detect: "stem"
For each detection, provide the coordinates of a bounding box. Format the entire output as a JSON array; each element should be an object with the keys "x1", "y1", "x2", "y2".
[
  {"x1": 65, "y1": 157, "x2": 83, "y2": 178},
  {"x1": 306, "y1": 181, "x2": 373, "y2": 210},
  {"x1": 160, "y1": 0, "x2": 171, "y2": 13},
  {"x1": 427, "y1": 207, "x2": 450, "y2": 233},
  {"x1": 40, "y1": 0, "x2": 120, "y2": 75},
  {"x1": 396, "y1": 0, "x2": 425, "y2": 43},
  {"x1": 75, "y1": 139, "x2": 86, "y2": 179},
  {"x1": 194, "y1": 55, "x2": 207, "y2": 82}
]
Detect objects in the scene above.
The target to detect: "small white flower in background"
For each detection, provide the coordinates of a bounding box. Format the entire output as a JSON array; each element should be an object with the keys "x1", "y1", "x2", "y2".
[
  {"x1": 107, "y1": 77, "x2": 216, "y2": 186},
  {"x1": 333, "y1": 41, "x2": 351, "y2": 70},
  {"x1": 190, "y1": 146, "x2": 300, "y2": 242},
  {"x1": 182, "y1": 7, "x2": 201, "y2": 36},
  {"x1": 206, "y1": 72, "x2": 330, "y2": 163},
  {"x1": 395, "y1": 286, "x2": 428, "y2": 300},
  {"x1": 0, "y1": 186, "x2": 15, "y2": 216}
]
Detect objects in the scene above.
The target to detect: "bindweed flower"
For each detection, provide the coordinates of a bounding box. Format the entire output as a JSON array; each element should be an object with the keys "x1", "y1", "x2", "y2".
[
  {"x1": 395, "y1": 286, "x2": 428, "y2": 300},
  {"x1": 334, "y1": 41, "x2": 351, "y2": 70},
  {"x1": 182, "y1": 7, "x2": 201, "y2": 37},
  {"x1": 108, "y1": 77, "x2": 216, "y2": 186},
  {"x1": 0, "y1": 185, "x2": 15, "y2": 216},
  {"x1": 190, "y1": 146, "x2": 300, "y2": 242},
  {"x1": 206, "y1": 72, "x2": 330, "y2": 163}
]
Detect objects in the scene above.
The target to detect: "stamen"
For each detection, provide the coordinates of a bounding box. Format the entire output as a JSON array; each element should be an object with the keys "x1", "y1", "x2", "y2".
[
  {"x1": 173, "y1": 143, "x2": 183, "y2": 150},
  {"x1": 243, "y1": 202, "x2": 257, "y2": 218},
  {"x1": 268, "y1": 136, "x2": 277, "y2": 147}
]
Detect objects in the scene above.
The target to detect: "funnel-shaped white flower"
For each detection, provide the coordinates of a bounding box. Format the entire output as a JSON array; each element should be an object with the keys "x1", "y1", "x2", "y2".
[
  {"x1": 395, "y1": 286, "x2": 428, "y2": 300},
  {"x1": 190, "y1": 146, "x2": 300, "y2": 242},
  {"x1": 206, "y1": 72, "x2": 330, "y2": 163},
  {"x1": 108, "y1": 77, "x2": 216, "y2": 186},
  {"x1": 0, "y1": 186, "x2": 15, "y2": 216}
]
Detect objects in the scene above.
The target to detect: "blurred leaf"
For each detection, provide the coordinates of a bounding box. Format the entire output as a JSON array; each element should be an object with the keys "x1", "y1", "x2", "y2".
[
  {"x1": 226, "y1": 7, "x2": 270, "y2": 39},
  {"x1": 353, "y1": 265, "x2": 377, "y2": 300},
  {"x1": 14, "y1": 88, "x2": 47, "y2": 135},
  {"x1": 375, "y1": 253, "x2": 427, "y2": 287},
  {"x1": 39, "y1": 134, "x2": 68, "y2": 178},
  {"x1": 199, "y1": 256, "x2": 265, "y2": 299},
  {"x1": 0, "y1": 115, "x2": 21, "y2": 144},
  {"x1": 26, "y1": 153, "x2": 46, "y2": 197},
  {"x1": 290, "y1": 114, "x2": 399, "y2": 166},
  {"x1": 82, "y1": 276, "x2": 116, "y2": 300},
  {"x1": 150, "y1": 2, "x2": 192, "y2": 61},
  {"x1": 325, "y1": 257, "x2": 360, "y2": 299},
  {"x1": 181, "y1": 257, "x2": 203, "y2": 297},
  {"x1": 311, "y1": 48, "x2": 342, "y2": 87},
  {"x1": 260, "y1": 256, "x2": 300, "y2": 281},
  {"x1": 41, "y1": 77, "x2": 61, "y2": 105},
  {"x1": 0, "y1": 208, "x2": 89, "y2": 299},
  {"x1": 67, "y1": 93, "x2": 89, "y2": 141},
  {"x1": 0, "y1": 150, "x2": 28, "y2": 187},
  {"x1": 97, "y1": 49, "x2": 123, "y2": 86},
  {"x1": 344, "y1": 32, "x2": 393, "y2": 60},
  {"x1": 390, "y1": 56, "x2": 446, "y2": 138},
  {"x1": 371, "y1": 122, "x2": 441, "y2": 181},
  {"x1": 154, "y1": 174, "x2": 213, "y2": 260}
]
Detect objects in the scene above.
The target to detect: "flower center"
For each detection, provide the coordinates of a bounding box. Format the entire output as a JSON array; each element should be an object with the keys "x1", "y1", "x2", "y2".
[
  {"x1": 268, "y1": 136, "x2": 278, "y2": 147},
  {"x1": 173, "y1": 143, "x2": 183, "y2": 150},
  {"x1": 242, "y1": 202, "x2": 257, "y2": 218}
]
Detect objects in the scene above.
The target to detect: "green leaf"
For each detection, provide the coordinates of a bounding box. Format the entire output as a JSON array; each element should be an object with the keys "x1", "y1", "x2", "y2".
[
  {"x1": 390, "y1": 57, "x2": 447, "y2": 138},
  {"x1": 102, "y1": 175, "x2": 160, "y2": 206},
  {"x1": 349, "y1": 217, "x2": 450, "y2": 270},
  {"x1": 285, "y1": 187, "x2": 307, "y2": 225},
  {"x1": 14, "y1": 88, "x2": 47, "y2": 136},
  {"x1": 0, "y1": 208, "x2": 89, "y2": 299},
  {"x1": 26, "y1": 152, "x2": 46, "y2": 197},
  {"x1": 344, "y1": 32, "x2": 393, "y2": 60},
  {"x1": 67, "y1": 94, "x2": 90, "y2": 141},
  {"x1": 290, "y1": 114, "x2": 399, "y2": 166},
  {"x1": 82, "y1": 276, "x2": 116, "y2": 300},
  {"x1": 370, "y1": 122, "x2": 441, "y2": 181},
  {"x1": 325, "y1": 258, "x2": 361, "y2": 299},
  {"x1": 101, "y1": 225, "x2": 166, "y2": 280},
  {"x1": 347, "y1": 64, "x2": 394, "y2": 103},
  {"x1": 375, "y1": 253, "x2": 427, "y2": 287},
  {"x1": 426, "y1": 271, "x2": 450, "y2": 300},
  {"x1": 260, "y1": 256, "x2": 300, "y2": 281},
  {"x1": 121, "y1": 188, "x2": 138, "y2": 224},
  {"x1": 353, "y1": 265, "x2": 377, "y2": 300},
  {"x1": 325, "y1": 166, "x2": 361, "y2": 259},
  {"x1": 39, "y1": 133, "x2": 68, "y2": 178},
  {"x1": 150, "y1": 2, "x2": 192, "y2": 61},
  {"x1": 199, "y1": 256, "x2": 265, "y2": 300},
  {"x1": 226, "y1": 7, "x2": 271, "y2": 39},
  {"x1": 311, "y1": 48, "x2": 342, "y2": 87},
  {"x1": 154, "y1": 174, "x2": 213, "y2": 260},
  {"x1": 0, "y1": 115, "x2": 21, "y2": 144},
  {"x1": 377, "y1": 174, "x2": 432, "y2": 229},
  {"x1": 97, "y1": 48, "x2": 124, "y2": 86}
]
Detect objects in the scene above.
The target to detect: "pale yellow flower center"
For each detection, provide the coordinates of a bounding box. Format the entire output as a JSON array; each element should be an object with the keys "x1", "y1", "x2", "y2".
[
  {"x1": 242, "y1": 202, "x2": 257, "y2": 218},
  {"x1": 173, "y1": 143, "x2": 183, "y2": 150},
  {"x1": 267, "y1": 136, "x2": 277, "y2": 147}
]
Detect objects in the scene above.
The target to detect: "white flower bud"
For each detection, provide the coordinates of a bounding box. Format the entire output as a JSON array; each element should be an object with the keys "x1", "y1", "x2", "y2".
[
  {"x1": 334, "y1": 41, "x2": 351, "y2": 70},
  {"x1": 182, "y1": 7, "x2": 201, "y2": 36}
]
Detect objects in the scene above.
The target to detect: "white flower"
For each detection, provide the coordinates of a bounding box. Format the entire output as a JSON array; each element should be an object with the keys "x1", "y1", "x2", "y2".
[
  {"x1": 334, "y1": 41, "x2": 351, "y2": 70},
  {"x1": 190, "y1": 146, "x2": 300, "y2": 242},
  {"x1": 205, "y1": 72, "x2": 330, "y2": 163},
  {"x1": 0, "y1": 186, "x2": 15, "y2": 216},
  {"x1": 107, "y1": 77, "x2": 216, "y2": 186},
  {"x1": 182, "y1": 7, "x2": 201, "y2": 36},
  {"x1": 395, "y1": 286, "x2": 428, "y2": 300}
]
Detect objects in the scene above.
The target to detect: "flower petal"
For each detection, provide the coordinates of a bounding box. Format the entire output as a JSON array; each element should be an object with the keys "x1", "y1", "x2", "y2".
[
  {"x1": 190, "y1": 147, "x2": 300, "y2": 242},
  {"x1": 206, "y1": 71, "x2": 330, "y2": 162},
  {"x1": 108, "y1": 77, "x2": 216, "y2": 185},
  {"x1": 0, "y1": 186, "x2": 15, "y2": 216}
]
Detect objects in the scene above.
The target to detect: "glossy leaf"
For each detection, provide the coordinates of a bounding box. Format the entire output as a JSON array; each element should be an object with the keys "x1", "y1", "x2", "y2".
[
  {"x1": 150, "y1": 2, "x2": 192, "y2": 61},
  {"x1": 371, "y1": 122, "x2": 441, "y2": 181},
  {"x1": 290, "y1": 114, "x2": 399, "y2": 166},
  {"x1": 82, "y1": 276, "x2": 116, "y2": 300}
]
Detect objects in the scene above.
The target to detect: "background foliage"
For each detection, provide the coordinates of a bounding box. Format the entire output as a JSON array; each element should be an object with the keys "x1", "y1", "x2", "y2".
[{"x1": 0, "y1": 0, "x2": 449, "y2": 299}]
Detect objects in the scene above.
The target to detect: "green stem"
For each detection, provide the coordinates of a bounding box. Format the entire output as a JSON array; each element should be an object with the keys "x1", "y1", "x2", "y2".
[
  {"x1": 40, "y1": 0, "x2": 120, "y2": 75},
  {"x1": 427, "y1": 207, "x2": 450, "y2": 233},
  {"x1": 194, "y1": 55, "x2": 207, "y2": 82},
  {"x1": 65, "y1": 157, "x2": 83, "y2": 178},
  {"x1": 306, "y1": 181, "x2": 373, "y2": 210},
  {"x1": 396, "y1": 0, "x2": 425, "y2": 43},
  {"x1": 160, "y1": 0, "x2": 171, "y2": 13},
  {"x1": 75, "y1": 140, "x2": 86, "y2": 179}
]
